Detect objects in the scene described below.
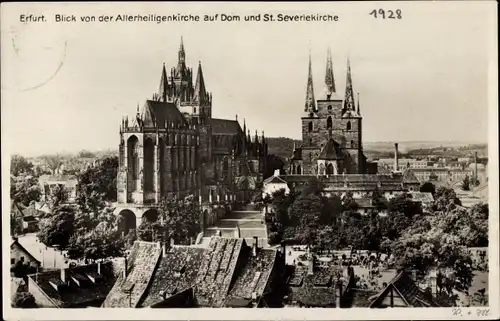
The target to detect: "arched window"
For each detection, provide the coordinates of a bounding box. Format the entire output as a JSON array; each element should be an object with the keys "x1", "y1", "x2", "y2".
[
  {"x1": 351, "y1": 140, "x2": 355, "y2": 147},
  {"x1": 327, "y1": 163, "x2": 334, "y2": 175},
  {"x1": 309, "y1": 138, "x2": 313, "y2": 145},
  {"x1": 346, "y1": 121, "x2": 352, "y2": 131},
  {"x1": 144, "y1": 138, "x2": 155, "y2": 192},
  {"x1": 194, "y1": 107, "x2": 197, "y2": 114},
  {"x1": 308, "y1": 122, "x2": 313, "y2": 132},
  {"x1": 127, "y1": 136, "x2": 140, "y2": 182},
  {"x1": 327, "y1": 116, "x2": 333, "y2": 130},
  {"x1": 328, "y1": 105, "x2": 332, "y2": 111},
  {"x1": 296, "y1": 165, "x2": 302, "y2": 175}
]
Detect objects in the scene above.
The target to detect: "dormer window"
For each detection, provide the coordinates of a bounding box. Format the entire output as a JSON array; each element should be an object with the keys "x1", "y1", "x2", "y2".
[{"x1": 328, "y1": 105, "x2": 332, "y2": 111}]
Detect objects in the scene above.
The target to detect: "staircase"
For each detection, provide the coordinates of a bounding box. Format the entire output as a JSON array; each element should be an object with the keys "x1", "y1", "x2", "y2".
[{"x1": 203, "y1": 204, "x2": 268, "y2": 248}]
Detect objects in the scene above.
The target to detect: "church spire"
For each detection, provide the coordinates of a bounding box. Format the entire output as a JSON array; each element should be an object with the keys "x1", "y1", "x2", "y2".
[
  {"x1": 158, "y1": 63, "x2": 168, "y2": 102},
  {"x1": 193, "y1": 61, "x2": 207, "y2": 103},
  {"x1": 357, "y1": 92, "x2": 361, "y2": 115},
  {"x1": 344, "y1": 57, "x2": 356, "y2": 111},
  {"x1": 325, "y1": 47, "x2": 336, "y2": 98},
  {"x1": 179, "y1": 36, "x2": 185, "y2": 63},
  {"x1": 304, "y1": 52, "x2": 316, "y2": 113}
]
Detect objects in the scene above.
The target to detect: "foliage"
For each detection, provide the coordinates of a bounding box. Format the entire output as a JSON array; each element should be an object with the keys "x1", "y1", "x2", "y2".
[
  {"x1": 46, "y1": 184, "x2": 69, "y2": 209},
  {"x1": 137, "y1": 195, "x2": 201, "y2": 244},
  {"x1": 341, "y1": 191, "x2": 358, "y2": 212},
  {"x1": 268, "y1": 231, "x2": 282, "y2": 245},
  {"x1": 11, "y1": 261, "x2": 38, "y2": 278},
  {"x1": 265, "y1": 137, "x2": 301, "y2": 160},
  {"x1": 420, "y1": 182, "x2": 436, "y2": 195},
  {"x1": 263, "y1": 154, "x2": 286, "y2": 179},
  {"x1": 77, "y1": 150, "x2": 97, "y2": 158},
  {"x1": 10, "y1": 175, "x2": 42, "y2": 207},
  {"x1": 66, "y1": 227, "x2": 125, "y2": 261},
  {"x1": 386, "y1": 193, "x2": 422, "y2": 218},
  {"x1": 42, "y1": 155, "x2": 63, "y2": 174},
  {"x1": 432, "y1": 187, "x2": 462, "y2": 211},
  {"x1": 76, "y1": 156, "x2": 118, "y2": 214},
  {"x1": 461, "y1": 175, "x2": 470, "y2": 191},
  {"x1": 11, "y1": 155, "x2": 34, "y2": 176},
  {"x1": 370, "y1": 187, "x2": 388, "y2": 210},
  {"x1": 37, "y1": 204, "x2": 76, "y2": 248},
  {"x1": 12, "y1": 292, "x2": 37, "y2": 308}
]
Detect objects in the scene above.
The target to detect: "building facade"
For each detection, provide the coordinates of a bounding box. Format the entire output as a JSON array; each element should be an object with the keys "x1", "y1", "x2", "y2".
[
  {"x1": 281, "y1": 48, "x2": 419, "y2": 195},
  {"x1": 288, "y1": 49, "x2": 368, "y2": 176},
  {"x1": 115, "y1": 38, "x2": 268, "y2": 231}
]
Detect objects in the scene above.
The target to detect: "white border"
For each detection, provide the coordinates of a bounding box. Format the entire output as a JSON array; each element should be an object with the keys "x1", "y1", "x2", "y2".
[{"x1": 2, "y1": 1, "x2": 499, "y2": 320}]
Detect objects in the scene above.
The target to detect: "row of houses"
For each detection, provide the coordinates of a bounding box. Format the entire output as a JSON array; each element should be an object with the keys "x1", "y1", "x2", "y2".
[{"x1": 13, "y1": 236, "x2": 450, "y2": 309}]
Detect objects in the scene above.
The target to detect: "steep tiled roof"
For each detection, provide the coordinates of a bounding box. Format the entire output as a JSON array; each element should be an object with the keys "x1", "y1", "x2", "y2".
[
  {"x1": 138, "y1": 246, "x2": 205, "y2": 307},
  {"x1": 318, "y1": 139, "x2": 341, "y2": 160},
  {"x1": 226, "y1": 248, "x2": 278, "y2": 303},
  {"x1": 141, "y1": 100, "x2": 187, "y2": 127},
  {"x1": 287, "y1": 265, "x2": 346, "y2": 307},
  {"x1": 102, "y1": 242, "x2": 162, "y2": 308},
  {"x1": 208, "y1": 118, "x2": 242, "y2": 135},
  {"x1": 369, "y1": 271, "x2": 446, "y2": 308},
  {"x1": 27, "y1": 262, "x2": 117, "y2": 308},
  {"x1": 195, "y1": 237, "x2": 245, "y2": 307}
]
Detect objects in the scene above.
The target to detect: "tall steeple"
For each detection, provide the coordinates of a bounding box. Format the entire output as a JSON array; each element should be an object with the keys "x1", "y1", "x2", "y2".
[
  {"x1": 357, "y1": 92, "x2": 361, "y2": 115},
  {"x1": 304, "y1": 51, "x2": 316, "y2": 113},
  {"x1": 193, "y1": 61, "x2": 207, "y2": 103},
  {"x1": 325, "y1": 47, "x2": 336, "y2": 98},
  {"x1": 178, "y1": 36, "x2": 186, "y2": 63},
  {"x1": 344, "y1": 57, "x2": 356, "y2": 111},
  {"x1": 158, "y1": 63, "x2": 168, "y2": 102}
]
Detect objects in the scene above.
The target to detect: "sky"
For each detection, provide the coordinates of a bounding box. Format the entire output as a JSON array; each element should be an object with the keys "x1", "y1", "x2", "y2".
[{"x1": 1, "y1": 2, "x2": 496, "y2": 157}]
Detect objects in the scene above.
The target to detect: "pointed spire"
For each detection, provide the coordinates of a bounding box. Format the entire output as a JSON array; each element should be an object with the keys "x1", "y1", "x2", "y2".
[
  {"x1": 325, "y1": 47, "x2": 336, "y2": 98},
  {"x1": 243, "y1": 118, "x2": 246, "y2": 135},
  {"x1": 193, "y1": 61, "x2": 207, "y2": 103},
  {"x1": 357, "y1": 92, "x2": 361, "y2": 115},
  {"x1": 179, "y1": 36, "x2": 185, "y2": 63},
  {"x1": 158, "y1": 63, "x2": 168, "y2": 102},
  {"x1": 344, "y1": 57, "x2": 356, "y2": 111},
  {"x1": 305, "y1": 52, "x2": 316, "y2": 112}
]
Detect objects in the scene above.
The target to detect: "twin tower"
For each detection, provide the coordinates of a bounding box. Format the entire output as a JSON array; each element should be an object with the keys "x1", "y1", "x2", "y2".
[{"x1": 289, "y1": 48, "x2": 368, "y2": 176}]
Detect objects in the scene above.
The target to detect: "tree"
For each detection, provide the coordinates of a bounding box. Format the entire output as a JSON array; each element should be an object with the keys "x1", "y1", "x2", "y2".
[
  {"x1": 461, "y1": 175, "x2": 470, "y2": 191},
  {"x1": 11, "y1": 155, "x2": 34, "y2": 176},
  {"x1": 263, "y1": 154, "x2": 285, "y2": 179},
  {"x1": 46, "y1": 184, "x2": 69, "y2": 209},
  {"x1": 77, "y1": 150, "x2": 96, "y2": 158},
  {"x1": 66, "y1": 227, "x2": 125, "y2": 262},
  {"x1": 387, "y1": 193, "x2": 422, "y2": 218},
  {"x1": 420, "y1": 182, "x2": 436, "y2": 195},
  {"x1": 371, "y1": 187, "x2": 387, "y2": 210},
  {"x1": 10, "y1": 175, "x2": 42, "y2": 207},
  {"x1": 432, "y1": 187, "x2": 462, "y2": 211},
  {"x1": 76, "y1": 156, "x2": 118, "y2": 214},
  {"x1": 10, "y1": 213, "x2": 23, "y2": 236},
  {"x1": 12, "y1": 292, "x2": 37, "y2": 308},
  {"x1": 42, "y1": 155, "x2": 63, "y2": 175},
  {"x1": 341, "y1": 191, "x2": 358, "y2": 212},
  {"x1": 37, "y1": 204, "x2": 76, "y2": 248}
]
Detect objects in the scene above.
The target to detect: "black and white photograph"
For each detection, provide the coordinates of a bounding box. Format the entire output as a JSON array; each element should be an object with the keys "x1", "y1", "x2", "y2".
[{"x1": 2, "y1": 1, "x2": 498, "y2": 320}]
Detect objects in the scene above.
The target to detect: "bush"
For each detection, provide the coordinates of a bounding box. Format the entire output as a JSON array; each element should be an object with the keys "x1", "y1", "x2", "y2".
[
  {"x1": 12, "y1": 292, "x2": 37, "y2": 308},
  {"x1": 268, "y1": 232, "x2": 282, "y2": 245}
]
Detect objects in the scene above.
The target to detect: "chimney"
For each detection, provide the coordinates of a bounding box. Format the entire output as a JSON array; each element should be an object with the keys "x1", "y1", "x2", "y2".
[
  {"x1": 335, "y1": 282, "x2": 343, "y2": 308},
  {"x1": 97, "y1": 262, "x2": 101, "y2": 275},
  {"x1": 252, "y1": 236, "x2": 258, "y2": 256},
  {"x1": 60, "y1": 268, "x2": 66, "y2": 282},
  {"x1": 394, "y1": 143, "x2": 399, "y2": 171},
  {"x1": 123, "y1": 257, "x2": 128, "y2": 279}
]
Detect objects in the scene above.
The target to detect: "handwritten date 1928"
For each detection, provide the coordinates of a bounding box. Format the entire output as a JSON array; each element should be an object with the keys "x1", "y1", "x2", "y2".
[{"x1": 369, "y1": 9, "x2": 402, "y2": 19}]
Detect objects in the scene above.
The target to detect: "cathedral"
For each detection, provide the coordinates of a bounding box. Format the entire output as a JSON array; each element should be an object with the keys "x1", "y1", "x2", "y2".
[
  {"x1": 115, "y1": 38, "x2": 268, "y2": 230},
  {"x1": 288, "y1": 48, "x2": 370, "y2": 176},
  {"x1": 282, "y1": 48, "x2": 419, "y2": 197}
]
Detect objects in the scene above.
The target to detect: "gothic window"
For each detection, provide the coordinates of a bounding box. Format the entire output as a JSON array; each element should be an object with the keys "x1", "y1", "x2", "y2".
[
  {"x1": 328, "y1": 105, "x2": 332, "y2": 111},
  {"x1": 127, "y1": 135, "x2": 139, "y2": 181},
  {"x1": 194, "y1": 107, "x2": 197, "y2": 114},
  {"x1": 309, "y1": 138, "x2": 313, "y2": 145},
  {"x1": 222, "y1": 157, "x2": 229, "y2": 180},
  {"x1": 308, "y1": 122, "x2": 313, "y2": 132},
  {"x1": 351, "y1": 140, "x2": 355, "y2": 147},
  {"x1": 297, "y1": 165, "x2": 302, "y2": 175},
  {"x1": 144, "y1": 138, "x2": 155, "y2": 192},
  {"x1": 346, "y1": 121, "x2": 352, "y2": 131},
  {"x1": 327, "y1": 116, "x2": 333, "y2": 130},
  {"x1": 327, "y1": 163, "x2": 334, "y2": 175}
]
